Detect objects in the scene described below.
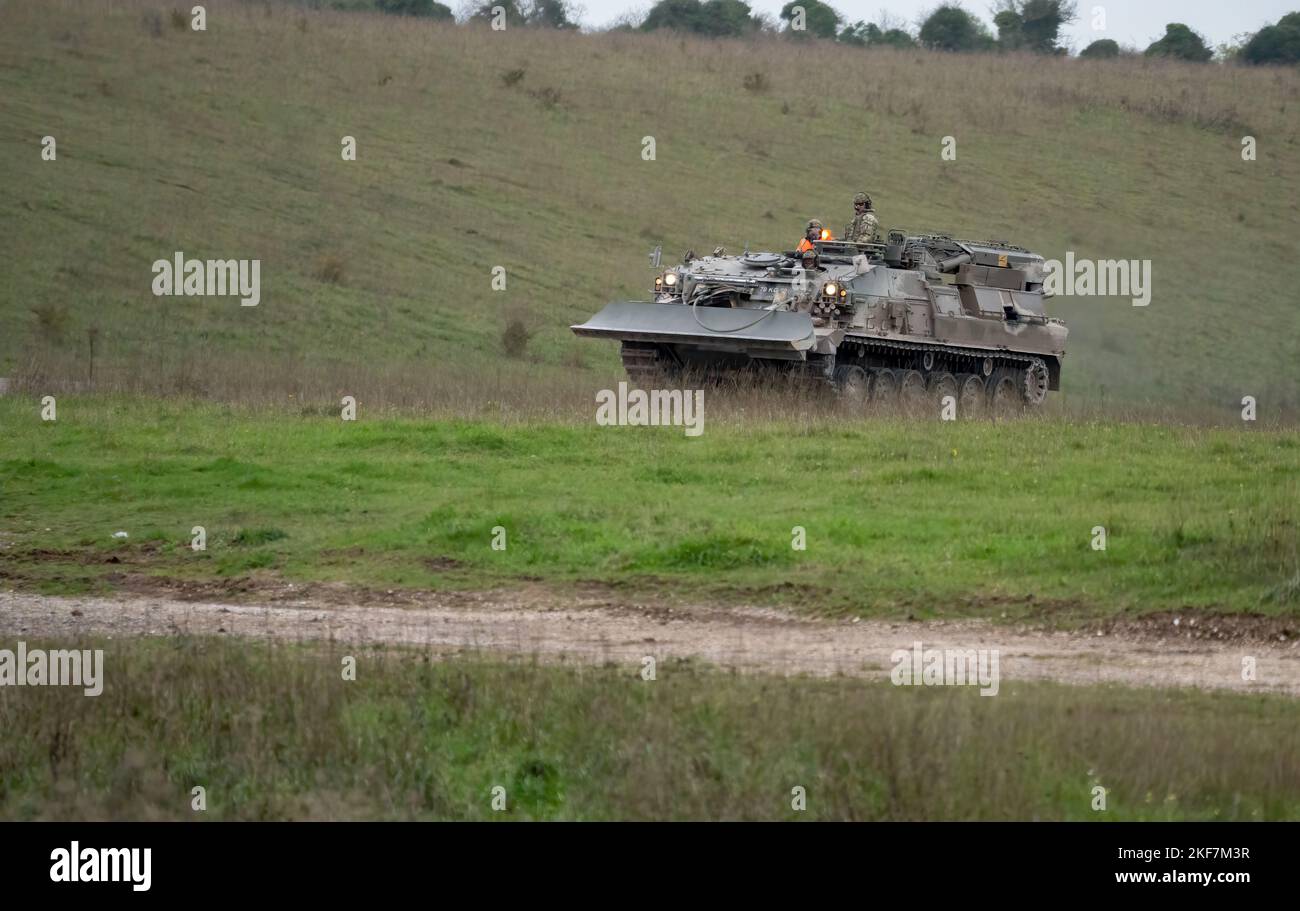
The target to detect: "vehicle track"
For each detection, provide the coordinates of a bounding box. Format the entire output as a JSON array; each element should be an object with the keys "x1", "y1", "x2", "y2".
[{"x1": 2, "y1": 590, "x2": 1296, "y2": 695}]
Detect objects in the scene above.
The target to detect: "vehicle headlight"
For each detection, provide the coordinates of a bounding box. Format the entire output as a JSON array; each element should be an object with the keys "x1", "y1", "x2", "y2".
[
  {"x1": 823, "y1": 282, "x2": 838, "y2": 297},
  {"x1": 663, "y1": 272, "x2": 678, "y2": 287}
]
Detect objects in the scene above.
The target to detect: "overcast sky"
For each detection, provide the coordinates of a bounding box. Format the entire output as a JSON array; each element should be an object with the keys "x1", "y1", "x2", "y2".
[{"x1": 569, "y1": 0, "x2": 1295, "y2": 51}]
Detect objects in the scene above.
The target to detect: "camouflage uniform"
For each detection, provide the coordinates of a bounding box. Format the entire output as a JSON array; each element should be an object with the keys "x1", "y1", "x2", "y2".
[{"x1": 844, "y1": 192, "x2": 880, "y2": 243}]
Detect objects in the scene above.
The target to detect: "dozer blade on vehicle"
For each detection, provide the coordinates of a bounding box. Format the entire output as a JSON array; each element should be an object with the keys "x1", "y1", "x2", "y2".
[{"x1": 571, "y1": 301, "x2": 817, "y2": 356}]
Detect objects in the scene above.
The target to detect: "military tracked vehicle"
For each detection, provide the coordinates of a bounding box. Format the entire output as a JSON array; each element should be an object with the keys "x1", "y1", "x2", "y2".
[{"x1": 572, "y1": 231, "x2": 1068, "y2": 413}]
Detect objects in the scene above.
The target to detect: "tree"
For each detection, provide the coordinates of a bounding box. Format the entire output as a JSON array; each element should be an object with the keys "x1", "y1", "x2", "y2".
[
  {"x1": 1144, "y1": 23, "x2": 1213, "y2": 62},
  {"x1": 468, "y1": 0, "x2": 527, "y2": 26},
  {"x1": 839, "y1": 20, "x2": 916, "y2": 48},
  {"x1": 1215, "y1": 32, "x2": 1253, "y2": 62},
  {"x1": 526, "y1": 0, "x2": 578, "y2": 29},
  {"x1": 1017, "y1": 0, "x2": 1074, "y2": 53},
  {"x1": 641, "y1": 0, "x2": 761, "y2": 37},
  {"x1": 993, "y1": 1, "x2": 1075, "y2": 53},
  {"x1": 779, "y1": 0, "x2": 841, "y2": 39},
  {"x1": 376, "y1": 0, "x2": 454, "y2": 17},
  {"x1": 918, "y1": 5, "x2": 994, "y2": 52},
  {"x1": 1079, "y1": 38, "x2": 1120, "y2": 59},
  {"x1": 698, "y1": 0, "x2": 759, "y2": 37},
  {"x1": 1241, "y1": 12, "x2": 1300, "y2": 65},
  {"x1": 641, "y1": 0, "x2": 703, "y2": 32},
  {"x1": 466, "y1": 0, "x2": 577, "y2": 28},
  {"x1": 993, "y1": 9, "x2": 1025, "y2": 50}
]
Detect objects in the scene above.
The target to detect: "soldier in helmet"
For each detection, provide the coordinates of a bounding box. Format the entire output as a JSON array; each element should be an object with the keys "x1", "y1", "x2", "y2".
[
  {"x1": 790, "y1": 247, "x2": 820, "y2": 313},
  {"x1": 796, "y1": 219, "x2": 826, "y2": 254},
  {"x1": 844, "y1": 192, "x2": 880, "y2": 243}
]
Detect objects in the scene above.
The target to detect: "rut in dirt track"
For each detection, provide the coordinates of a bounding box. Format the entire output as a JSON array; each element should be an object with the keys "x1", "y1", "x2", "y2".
[{"x1": 0, "y1": 590, "x2": 1297, "y2": 695}]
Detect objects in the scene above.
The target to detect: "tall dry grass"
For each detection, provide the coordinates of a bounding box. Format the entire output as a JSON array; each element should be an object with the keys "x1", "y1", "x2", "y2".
[
  {"x1": 3, "y1": 635, "x2": 1297, "y2": 820},
  {"x1": 9, "y1": 345, "x2": 1286, "y2": 429}
]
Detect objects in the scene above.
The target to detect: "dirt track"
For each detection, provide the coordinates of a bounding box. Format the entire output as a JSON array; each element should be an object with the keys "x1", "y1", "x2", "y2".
[{"x1": 1, "y1": 588, "x2": 1297, "y2": 695}]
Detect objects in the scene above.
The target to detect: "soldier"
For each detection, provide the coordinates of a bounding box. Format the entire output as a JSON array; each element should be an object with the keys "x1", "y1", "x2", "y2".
[
  {"x1": 791, "y1": 247, "x2": 820, "y2": 312},
  {"x1": 796, "y1": 219, "x2": 826, "y2": 254},
  {"x1": 844, "y1": 192, "x2": 880, "y2": 243}
]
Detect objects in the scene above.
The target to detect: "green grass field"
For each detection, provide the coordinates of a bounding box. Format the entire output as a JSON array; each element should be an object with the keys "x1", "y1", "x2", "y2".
[
  {"x1": 2, "y1": 636, "x2": 1296, "y2": 821},
  {"x1": 2, "y1": 396, "x2": 1296, "y2": 620},
  {"x1": 1, "y1": 0, "x2": 1298, "y2": 413}
]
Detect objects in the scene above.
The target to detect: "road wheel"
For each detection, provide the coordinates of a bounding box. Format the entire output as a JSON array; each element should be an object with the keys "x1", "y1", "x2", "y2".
[
  {"x1": 899, "y1": 369, "x2": 928, "y2": 414},
  {"x1": 832, "y1": 364, "x2": 869, "y2": 405},
  {"x1": 1021, "y1": 359, "x2": 1049, "y2": 407},
  {"x1": 870, "y1": 368, "x2": 898, "y2": 407},
  {"x1": 987, "y1": 371, "x2": 1021, "y2": 417},
  {"x1": 957, "y1": 374, "x2": 985, "y2": 418},
  {"x1": 928, "y1": 372, "x2": 959, "y2": 417}
]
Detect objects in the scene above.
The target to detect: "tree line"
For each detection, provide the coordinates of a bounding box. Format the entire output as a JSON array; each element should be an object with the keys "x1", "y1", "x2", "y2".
[{"x1": 302, "y1": 1, "x2": 1300, "y2": 65}]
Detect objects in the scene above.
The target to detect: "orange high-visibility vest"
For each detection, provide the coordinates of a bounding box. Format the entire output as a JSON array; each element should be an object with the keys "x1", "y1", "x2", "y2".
[{"x1": 797, "y1": 229, "x2": 832, "y2": 253}]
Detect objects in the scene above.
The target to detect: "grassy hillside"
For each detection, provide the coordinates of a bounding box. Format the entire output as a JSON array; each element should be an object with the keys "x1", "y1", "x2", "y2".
[
  {"x1": 1, "y1": 0, "x2": 1298, "y2": 413},
  {"x1": 2, "y1": 397, "x2": 1296, "y2": 618}
]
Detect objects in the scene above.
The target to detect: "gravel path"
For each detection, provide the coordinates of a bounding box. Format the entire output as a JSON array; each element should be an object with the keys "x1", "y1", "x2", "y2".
[{"x1": 2, "y1": 589, "x2": 1296, "y2": 695}]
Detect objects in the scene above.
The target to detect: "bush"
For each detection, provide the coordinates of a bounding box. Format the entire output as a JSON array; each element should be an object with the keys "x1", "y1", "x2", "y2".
[
  {"x1": 315, "y1": 254, "x2": 346, "y2": 285},
  {"x1": 1242, "y1": 13, "x2": 1300, "y2": 65},
  {"x1": 502, "y1": 319, "x2": 532, "y2": 358},
  {"x1": 376, "y1": 0, "x2": 454, "y2": 18},
  {"x1": 31, "y1": 304, "x2": 72, "y2": 345},
  {"x1": 1145, "y1": 23, "x2": 1213, "y2": 62},
  {"x1": 1079, "y1": 38, "x2": 1120, "y2": 59}
]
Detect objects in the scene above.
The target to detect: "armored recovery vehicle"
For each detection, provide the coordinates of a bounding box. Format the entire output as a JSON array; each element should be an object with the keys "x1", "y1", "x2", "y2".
[{"x1": 571, "y1": 232, "x2": 1068, "y2": 413}]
